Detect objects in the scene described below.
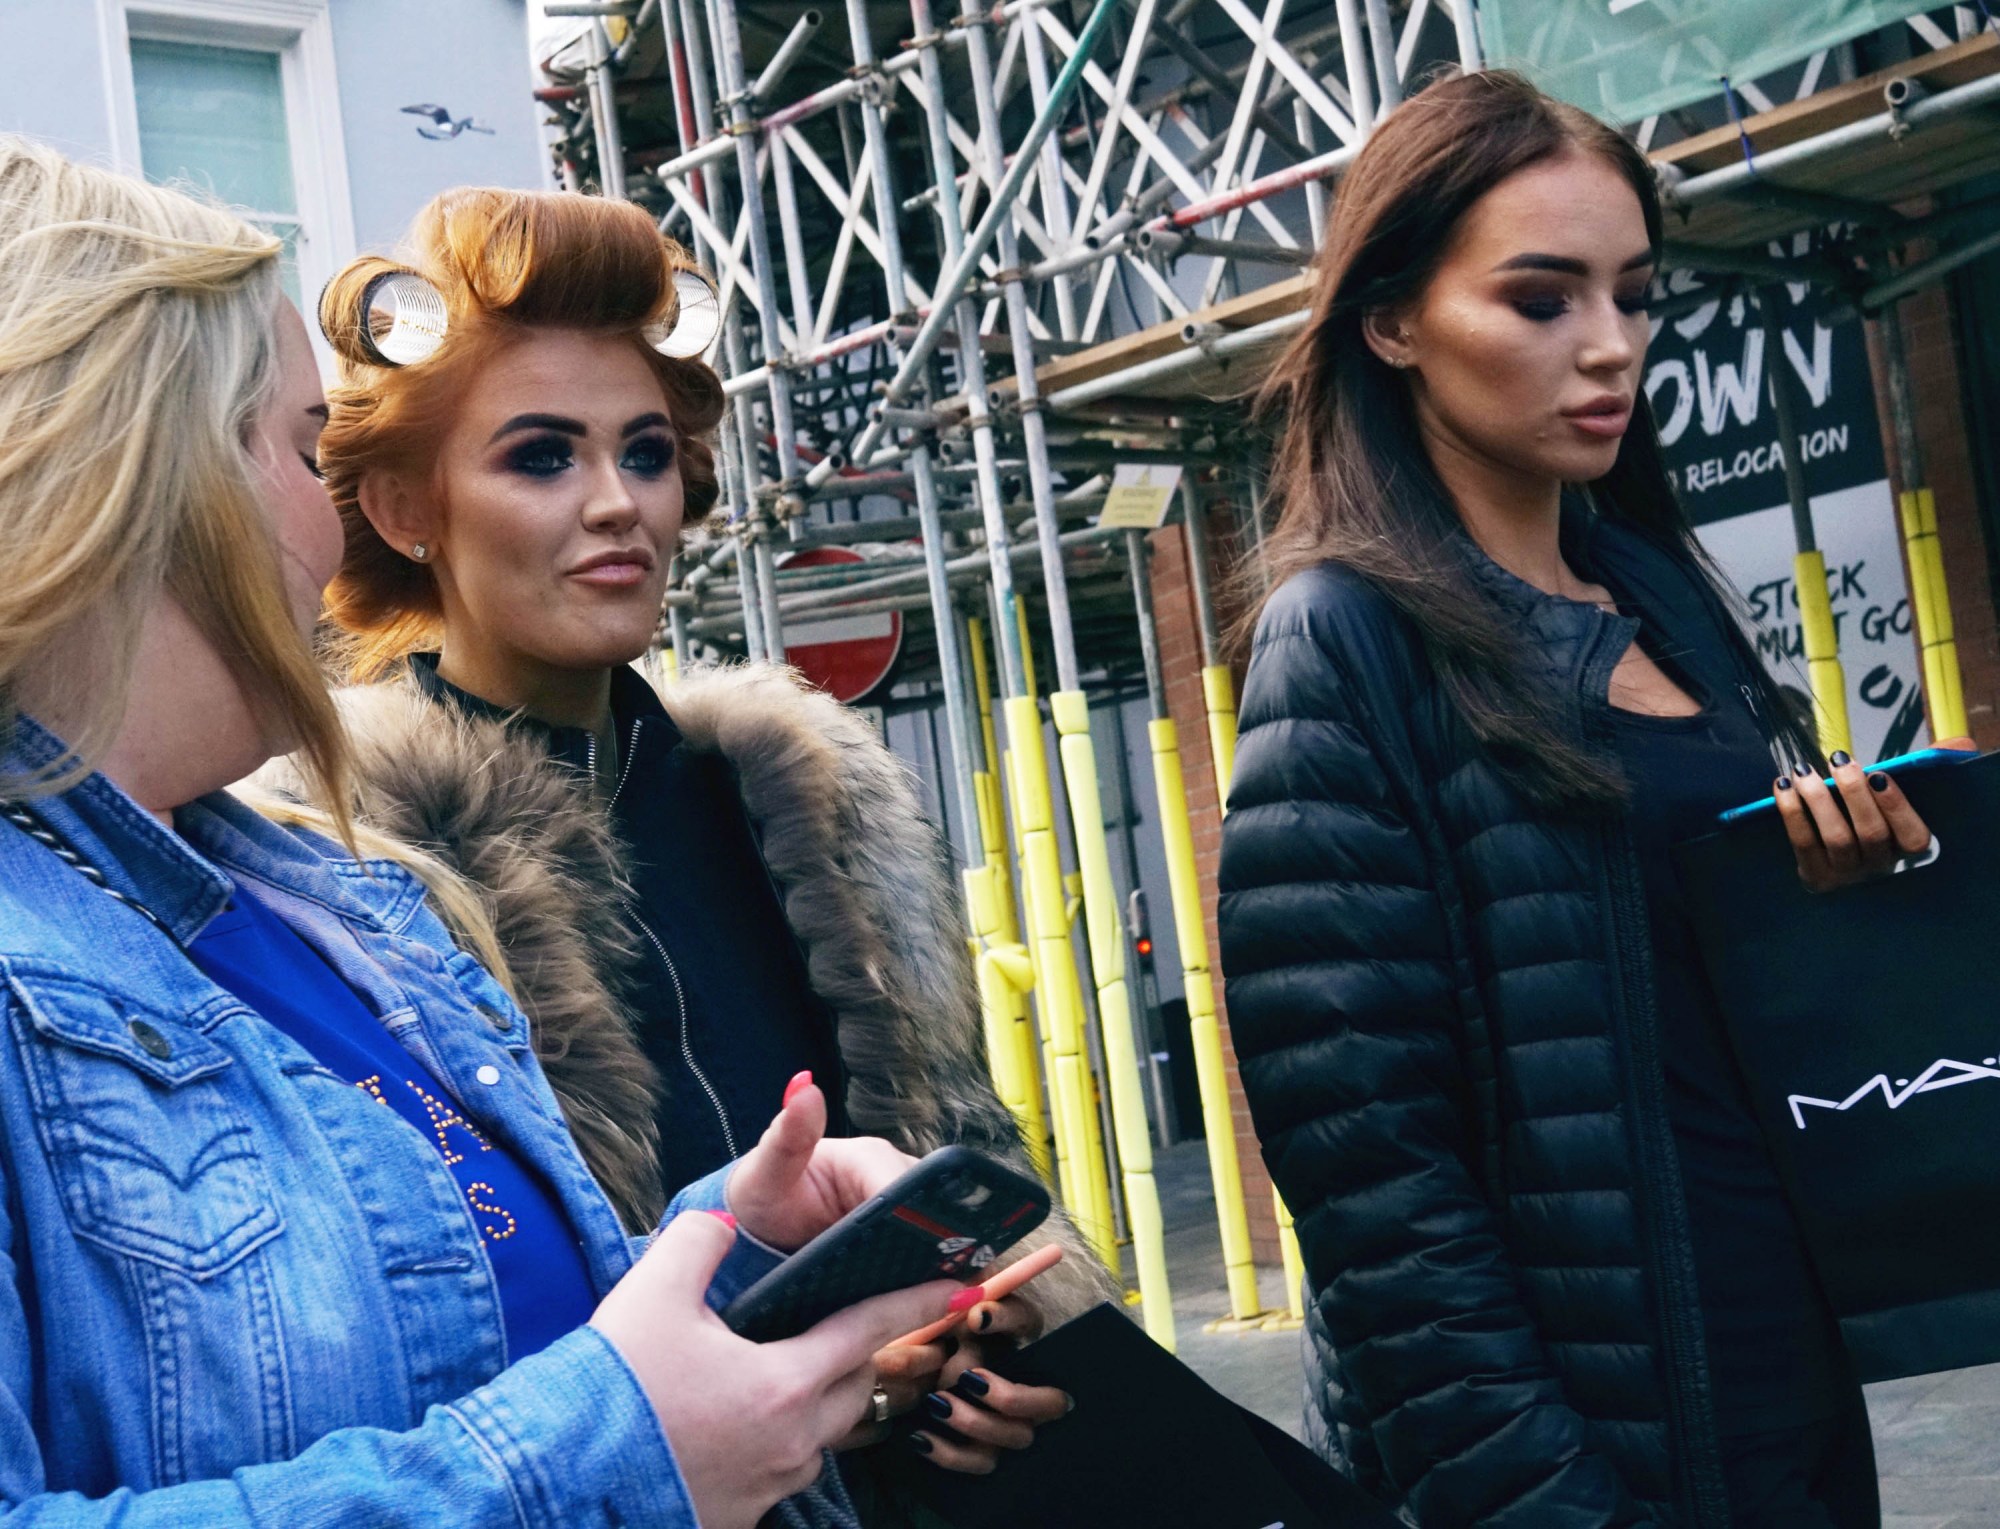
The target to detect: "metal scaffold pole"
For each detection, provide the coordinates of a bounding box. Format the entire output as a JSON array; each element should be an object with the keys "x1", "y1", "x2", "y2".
[
  {"x1": 906, "y1": 0, "x2": 1120, "y2": 1275},
  {"x1": 662, "y1": 0, "x2": 768, "y2": 661},
  {"x1": 1180, "y1": 478, "x2": 1304, "y2": 1324},
  {"x1": 958, "y1": 0, "x2": 1176, "y2": 1347},
  {"x1": 1875, "y1": 298, "x2": 1969, "y2": 742},
  {"x1": 832, "y1": 0, "x2": 1058, "y2": 1179},
  {"x1": 711, "y1": 0, "x2": 796, "y2": 657},
  {"x1": 1760, "y1": 291, "x2": 1852, "y2": 757},
  {"x1": 1128, "y1": 527, "x2": 1267, "y2": 1326},
  {"x1": 1180, "y1": 478, "x2": 1240, "y2": 801}
]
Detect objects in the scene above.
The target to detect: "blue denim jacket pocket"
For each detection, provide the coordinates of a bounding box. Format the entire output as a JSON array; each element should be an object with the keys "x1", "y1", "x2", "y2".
[{"x1": 7, "y1": 962, "x2": 283, "y2": 1279}]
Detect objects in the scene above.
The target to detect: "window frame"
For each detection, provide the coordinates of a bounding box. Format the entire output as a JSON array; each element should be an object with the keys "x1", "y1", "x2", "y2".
[{"x1": 98, "y1": 0, "x2": 356, "y2": 315}]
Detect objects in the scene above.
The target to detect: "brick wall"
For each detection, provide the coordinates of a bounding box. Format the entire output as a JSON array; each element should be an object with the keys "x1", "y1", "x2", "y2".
[
  {"x1": 1148, "y1": 493, "x2": 1284, "y2": 1268},
  {"x1": 1863, "y1": 282, "x2": 2000, "y2": 751}
]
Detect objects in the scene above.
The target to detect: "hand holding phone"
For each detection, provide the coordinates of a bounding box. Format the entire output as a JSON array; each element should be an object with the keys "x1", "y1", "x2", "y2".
[
  {"x1": 1716, "y1": 745, "x2": 1976, "y2": 826},
  {"x1": 1718, "y1": 744, "x2": 1974, "y2": 894},
  {"x1": 721, "y1": 1146, "x2": 1051, "y2": 1344}
]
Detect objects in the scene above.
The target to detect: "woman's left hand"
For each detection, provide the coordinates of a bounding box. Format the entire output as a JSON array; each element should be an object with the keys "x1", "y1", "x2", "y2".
[
  {"x1": 724, "y1": 1077, "x2": 915, "y2": 1252},
  {"x1": 829, "y1": 1339, "x2": 950, "y2": 1453},
  {"x1": 1777, "y1": 749, "x2": 1940, "y2": 893},
  {"x1": 906, "y1": 1293, "x2": 1073, "y2": 1474}
]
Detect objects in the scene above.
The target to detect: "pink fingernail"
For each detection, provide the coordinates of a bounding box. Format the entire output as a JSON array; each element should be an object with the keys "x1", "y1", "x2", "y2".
[
  {"x1": 948, "y1": 1285, "x2": 986, "y2": 1313},
  {"x1": 706, "y1": 1211, "x2": 737, "y2": 1230},
  {"x1": 783, "y1": 1070, "x2": 813, "y2": 1106}
]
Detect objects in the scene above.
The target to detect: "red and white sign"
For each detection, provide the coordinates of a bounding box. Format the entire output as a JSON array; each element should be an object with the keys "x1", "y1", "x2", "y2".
[{"x1": 777, "y1": 546, "x2": 904, "y2": 704}]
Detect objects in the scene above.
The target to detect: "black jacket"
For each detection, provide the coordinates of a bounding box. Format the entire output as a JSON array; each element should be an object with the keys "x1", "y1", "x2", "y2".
[
  {"x1": 410, "y1": 656, "x2": 846, "y2": 1194},
  {"x1": 1219, "y1": 515, "x2": 1758, "y2": 1527}
]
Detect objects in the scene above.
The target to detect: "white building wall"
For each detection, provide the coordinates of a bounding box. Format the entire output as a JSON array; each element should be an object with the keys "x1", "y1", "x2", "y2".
[{"x1": 0, "y1": 0, "x2": 547, "y2": 278}]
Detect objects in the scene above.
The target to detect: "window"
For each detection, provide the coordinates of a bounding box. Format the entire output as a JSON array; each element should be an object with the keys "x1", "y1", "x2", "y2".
[
  {"x1": 129, "y1": 38, "x2": 303, "y2": 304},
  {"x1": 101, "y1": 0, "x2": 354, "y2": 342}
]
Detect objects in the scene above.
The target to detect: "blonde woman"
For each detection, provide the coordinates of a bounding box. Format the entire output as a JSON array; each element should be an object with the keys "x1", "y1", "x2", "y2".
[{"x1": 0, "y1": 136, "x2": 973, "y2": 1529}]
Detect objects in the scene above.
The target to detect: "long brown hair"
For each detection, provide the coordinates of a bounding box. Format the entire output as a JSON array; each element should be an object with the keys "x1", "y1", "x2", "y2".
[
  {"x1": 317, "y1": 188, "x2": 727, "y2": 680},
  {"x1": 1249, "y1": 70, "x2": 1817, "y2": 806}
]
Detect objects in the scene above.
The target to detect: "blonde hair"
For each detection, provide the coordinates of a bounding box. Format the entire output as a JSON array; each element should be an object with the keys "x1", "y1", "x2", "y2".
[
  {"x1": 0, "y1": 139, "x2": 518, "y2": 977},
  {"x1": 317, "y1": 187, "x2": 726, "y2": 680},
  {"x1": 0, "y1": 135, "x2": 348, "y2": 817}
]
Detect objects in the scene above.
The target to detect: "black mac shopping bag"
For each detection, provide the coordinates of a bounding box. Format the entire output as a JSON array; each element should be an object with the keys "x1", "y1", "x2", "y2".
[
  {"x1": 867, "y1": 1303, "x2": 1399, "y2": 1529},
  {"x1": 1674, "y1": 750, "x2": 2000, "y2": 1383}
]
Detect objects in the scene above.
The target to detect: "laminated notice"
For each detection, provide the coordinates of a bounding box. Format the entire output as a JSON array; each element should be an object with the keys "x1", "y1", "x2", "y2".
[{"x1": 1098, "y1": 463, "x2": 1183, "y2": 530}]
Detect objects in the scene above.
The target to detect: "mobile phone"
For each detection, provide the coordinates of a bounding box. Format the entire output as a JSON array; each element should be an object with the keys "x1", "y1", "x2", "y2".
[
  {"x1": 719, "y1": 1145, "x2": 1051, "y2": 1343},
  {"x1": 1716, "y1": 745, "x2": 1977, "y2": 826}
]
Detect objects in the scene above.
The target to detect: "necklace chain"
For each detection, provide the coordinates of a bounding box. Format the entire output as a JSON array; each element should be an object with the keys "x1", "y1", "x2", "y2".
[{"x1": 0, "y1": 800, "x2": 180, "y2": 943}]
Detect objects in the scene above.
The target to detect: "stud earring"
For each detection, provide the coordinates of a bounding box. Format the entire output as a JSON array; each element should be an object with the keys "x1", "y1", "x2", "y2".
[{"x1": 411, "y1": 543, "x2": 428, "y2": 561}]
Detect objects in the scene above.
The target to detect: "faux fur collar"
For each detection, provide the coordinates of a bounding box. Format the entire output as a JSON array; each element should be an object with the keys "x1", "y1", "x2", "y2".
[{"x1": 292, "y1": 662, "x2": 1114, "y2": 1322}]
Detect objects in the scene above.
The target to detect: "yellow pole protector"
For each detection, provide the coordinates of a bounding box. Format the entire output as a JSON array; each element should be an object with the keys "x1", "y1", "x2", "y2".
[
  {"x1": 965, "y1": 865, "x2": 1050, "y2": 1182},
  {"x1": 1051, "y1": 690, "x2": 1176, "y2": 1349},
  {"x1": 1149, "y1": 717, "x2": 1264, "y2": 1322},
  {"x1": 1793, "y1": 550, "x2": 1852, "y2": 759},
  {"x1": 1004, "y1": 694, "x2": 1118, "y2": 1268},
  {"x1": 1275, "y1": 1194, "x2": 1307, "y2": 1323},
  {"x1": 1202, "y1": 665, "x2": 1238, "y2": 812},
  {"x1": 1899, "y1": 488, "x2": 1969, "y2": 741}
]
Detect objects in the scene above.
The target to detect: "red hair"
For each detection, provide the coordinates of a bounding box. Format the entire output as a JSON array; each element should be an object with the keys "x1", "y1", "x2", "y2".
[{"x1": 317, "y1": 187, "x2": 726, "y2": 679}]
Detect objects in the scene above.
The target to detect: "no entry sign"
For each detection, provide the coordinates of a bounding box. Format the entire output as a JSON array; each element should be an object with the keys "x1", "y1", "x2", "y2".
[{"x1": 777, "y1": 546, "x2": 904, "y2": 703}]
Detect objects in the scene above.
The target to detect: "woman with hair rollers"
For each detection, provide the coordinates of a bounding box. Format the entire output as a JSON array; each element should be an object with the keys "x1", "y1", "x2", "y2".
[
  {"x1": 291, "y1": 187, "x2": 1104, "y2": 1488},
  {"x1": 0, "y1": 134, "x2": 987, "y2": 1529},
  {"x1": 1219, "y1": 72, "x2": 1933, "y2": 1527}
]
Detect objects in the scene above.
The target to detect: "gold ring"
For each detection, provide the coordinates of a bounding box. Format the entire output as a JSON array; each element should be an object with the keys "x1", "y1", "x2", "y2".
[{"x1": 871, "y1": 1384, "x2": 892, "y2": 1425}]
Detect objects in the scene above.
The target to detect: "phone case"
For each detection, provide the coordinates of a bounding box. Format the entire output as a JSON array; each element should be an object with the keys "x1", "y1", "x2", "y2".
[
  {"x1": 720, "y1": 1146, "x2": 1050, "y2": 1343},
  {"x1": 1715, "y1": 746, "x2": 1977, "y2": 826}
]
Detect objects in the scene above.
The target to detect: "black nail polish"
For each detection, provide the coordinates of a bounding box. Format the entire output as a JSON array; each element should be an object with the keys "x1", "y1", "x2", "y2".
[
  {"x1": 924, "y1": 1392, "x2": 954, "y2": 1421},
  {"x1": 1831, "y1": 750, "x2": 1853, "y2": 768},
  {"x1": 954, "y1": 1369, "x2": 991, "y2": 1399},
  {"x1": 1871, "y1": 772, "x2": 1890, "y2": 792},
  {"x1": 976, "y1": 1307, "x2": 994, "y2": 1333},
  {"x1": 1776, "y1": 776, "x2": 1792, "y2": 792},
  {"x1": 905, "y1": 1431, "x2": 933, "y2": 1455}
]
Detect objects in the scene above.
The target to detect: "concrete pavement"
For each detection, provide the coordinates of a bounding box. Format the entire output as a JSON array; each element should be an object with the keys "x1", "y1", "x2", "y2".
[{"x1": 1148, "y1": 1138, "x2": 2000, "y2": 1523}]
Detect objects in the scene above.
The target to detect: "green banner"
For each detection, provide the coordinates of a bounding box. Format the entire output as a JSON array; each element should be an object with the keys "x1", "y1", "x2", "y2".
[{"x1": 1480, "y1": 0, "x2": 1941, "y2": 124}]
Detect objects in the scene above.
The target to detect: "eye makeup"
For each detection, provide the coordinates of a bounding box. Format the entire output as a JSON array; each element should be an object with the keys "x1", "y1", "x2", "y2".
[
  {"x1": 619, "y1": 433, "x2": 676, "y2": 478},
  {"x1": 502, "y1": 435, "x2": 576, "y2": 478}
]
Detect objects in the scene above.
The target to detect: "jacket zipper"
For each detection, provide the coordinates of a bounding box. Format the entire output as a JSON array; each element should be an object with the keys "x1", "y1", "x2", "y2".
[
  {"x1": 623, "y1": 892, "x2": 738, "y2": 1159},
  {"x1": 1583, "y1": 617, "x2": 1729, "y2": 1527},
  {"x1": 582, "y1": 717, "x2": 644, "y2": 807},
  {"x1": 1740, "y1": 682, "x2": 1793, "y2": 778},
  {"x1": 588, "y1": 715, "x2": 736, "y2": 1157}
]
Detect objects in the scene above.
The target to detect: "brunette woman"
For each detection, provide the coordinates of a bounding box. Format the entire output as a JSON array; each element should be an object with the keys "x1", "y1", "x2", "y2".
[
  {"x1": 0, "y1": 134, "x2": 972, "y2": 1529},
  {"x1": 288, "y1": 187, "x2": 1104, "y2": 1481},
  {"x1": 1218, "y1": 72, "x2": 1928, "y2": 1527}
]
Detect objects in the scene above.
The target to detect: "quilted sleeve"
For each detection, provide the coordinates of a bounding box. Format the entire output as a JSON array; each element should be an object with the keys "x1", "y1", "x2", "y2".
[{"x1": 1218, "y1": 616, "x2": 1643, "y2": 1528}]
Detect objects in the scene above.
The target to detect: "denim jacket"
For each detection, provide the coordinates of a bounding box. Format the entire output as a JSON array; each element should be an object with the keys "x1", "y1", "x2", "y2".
[{"x1": 0, "y1": 715, "x2": 782, "y2": 1526}]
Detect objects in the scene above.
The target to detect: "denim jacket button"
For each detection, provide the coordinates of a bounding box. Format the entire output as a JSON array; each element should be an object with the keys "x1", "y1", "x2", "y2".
[
  {"x1": 128, "y1": 1019, "x2": 172, "y2": 1060},
  {"x1": 475, "y1": 1064, "x2": 501, "y2": 1086}
]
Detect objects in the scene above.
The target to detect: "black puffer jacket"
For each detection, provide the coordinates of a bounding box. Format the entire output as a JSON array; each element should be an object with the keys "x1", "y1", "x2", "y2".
[{"x1": 1219, "y1": 513, "x2": 1754, "y2": 1527}]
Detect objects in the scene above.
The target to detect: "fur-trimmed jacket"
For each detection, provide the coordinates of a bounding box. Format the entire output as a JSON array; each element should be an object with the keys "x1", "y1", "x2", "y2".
[{"x1": 274, "y1": 661, "x2": 1111, "y2": 1332}]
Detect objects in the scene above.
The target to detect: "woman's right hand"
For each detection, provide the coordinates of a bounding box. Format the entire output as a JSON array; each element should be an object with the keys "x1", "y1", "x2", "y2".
[{"x1": 592, "y1": 1210, "x2": 958, "y2": 1529}]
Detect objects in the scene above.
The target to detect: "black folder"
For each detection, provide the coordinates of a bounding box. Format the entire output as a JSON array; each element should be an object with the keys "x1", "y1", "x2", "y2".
[
  {"x1": 1674, "y1": 750, "x2": 2000, "y2": 1381},
  {"x1": 870, "y1": 1303, "x2": 1398, "y2": 1529}
]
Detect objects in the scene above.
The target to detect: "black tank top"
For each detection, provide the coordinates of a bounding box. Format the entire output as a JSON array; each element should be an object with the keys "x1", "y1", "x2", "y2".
[{"x1": 1601, "y1": 587, "x2": 1845, "y2": 1436}]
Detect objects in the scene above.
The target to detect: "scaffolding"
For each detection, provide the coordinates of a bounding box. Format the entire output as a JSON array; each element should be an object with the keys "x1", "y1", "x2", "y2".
[{"x1": 535, "y1": 0, "x2": 2000, "y2": 1342}]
